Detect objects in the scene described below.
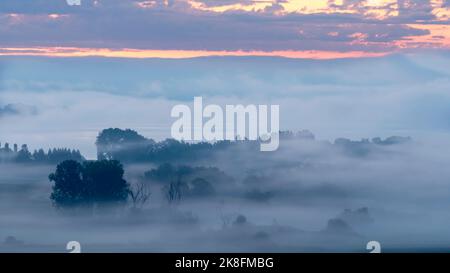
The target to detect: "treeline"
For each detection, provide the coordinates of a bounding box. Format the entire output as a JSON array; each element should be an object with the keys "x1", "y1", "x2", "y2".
[
  {"x1": 334, "y1": 136, "x2": 412, "y2": 156},
  {"x1": 96, "y1": 128, "x2": 259, "y2": 163},
  {"x1": 96, "y1": 128, "x2": 411, "y2": 163},
  {"x1": 96, "y1": 128, "x2": 318, "y2": 163},
  {"x1": 0, "y1": 142, "x2": 85, "y2": 164}
]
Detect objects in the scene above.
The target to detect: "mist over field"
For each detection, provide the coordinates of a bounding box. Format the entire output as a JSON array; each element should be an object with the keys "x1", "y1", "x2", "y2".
[{"x1": 2, "y1": 54, "x2": 450, "y2": 252}]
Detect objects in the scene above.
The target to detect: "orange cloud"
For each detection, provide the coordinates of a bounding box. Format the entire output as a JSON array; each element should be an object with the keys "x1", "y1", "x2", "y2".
[
  {"x1": 0, "y1": 47, "x2": 389, "y2": 59},
  {"x1": 397, "y1": 24, "x2": 450, "y2": 49},
  {"x1": 187, "y1": 0, "x2": 273, "y2": 13},
  {"x1": 431, "y1": 0, "x2": 450, "y2": 21},
  {"x1": 188, "y1": 0, "x2": 400, "y2": 19}
]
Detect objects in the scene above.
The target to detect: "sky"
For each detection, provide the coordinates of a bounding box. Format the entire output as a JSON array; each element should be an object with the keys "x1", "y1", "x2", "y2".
[
  {"x1": 0, "y1": 0, "x2": 449, "y2": 58},
  {"x1": 1, "y1": 0, "x2": 450, "y2": 158}
]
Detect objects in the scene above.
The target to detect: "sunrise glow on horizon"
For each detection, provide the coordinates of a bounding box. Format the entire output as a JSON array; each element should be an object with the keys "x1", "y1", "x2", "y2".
[
  {"x1": 0, "y1": 0, "x2": 448, "y2": 59},
  {"x1": 0, "y1": 47, "x2": 392, "y2": 59}
]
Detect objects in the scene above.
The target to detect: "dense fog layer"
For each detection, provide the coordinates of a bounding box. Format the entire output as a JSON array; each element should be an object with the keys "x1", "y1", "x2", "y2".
[{"x1": 1, "y1": 135, "x2": 450, "y2": 252}]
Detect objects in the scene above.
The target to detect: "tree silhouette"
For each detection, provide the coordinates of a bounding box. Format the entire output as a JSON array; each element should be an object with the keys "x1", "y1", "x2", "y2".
[
  {"x1": 165, "y1": 175, "x2": 185, "y2": 205},
  {"x1": 129, "y1": 182, "x2": 151, "y2": 209},
  {"x1": 188, "y1": 178, "x2": 215, "y2": 197},
  {"x1": 83, "y1": 160, "x2": 129, "y2": 204},
  {"x1": 49, "y1": 160, "x2": 129, "y2": 208},
  {"x1": 96, "y1": 128, "x2": 154, "y2": 162},
  {"x1": 49, "y1": 160, "x2": 86, "y2": 208}
]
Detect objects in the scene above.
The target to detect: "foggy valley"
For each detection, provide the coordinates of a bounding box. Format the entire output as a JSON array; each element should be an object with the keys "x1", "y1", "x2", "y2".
[{"x1": 1, "y1": 128, "x2": 450, "y2": 253}]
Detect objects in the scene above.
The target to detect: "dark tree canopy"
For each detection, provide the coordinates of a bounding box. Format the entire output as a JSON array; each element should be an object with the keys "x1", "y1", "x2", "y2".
[
  {"x1": 188, "y1": 178, "x2": 215, "y2": 197},
  {"x1": 96, "y1": 128, "x2": 154, "y2": 162},
  {"x1": 95, "y1": 128, "x2": 248, "y2": 163},
  {"x1": 49, "y1": 160, "x2": 86, "y2": 208},
  {"x1": 83, "y1": 160, "x2": 129, "y2": 203},
  {"x1": 49, "y1": 160, "x2": 129, "y2": 208}
]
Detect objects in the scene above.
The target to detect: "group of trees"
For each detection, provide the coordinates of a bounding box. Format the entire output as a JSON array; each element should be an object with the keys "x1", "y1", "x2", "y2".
[
  {"x1": 49, "y1": 160, "x2": 130, "y2": 209},
  {"x1": 95, "y1": 128, "x2": 318, "y2": 164},
  {"x1": 48, "y1": 159, "x2": 231, "y2": 209},
  {"x1": 45, "y1": 128, "x2": 412, "y2": 210},
  {"x1": 334, "y1": 136, "x2": 411, "y2": 157},
  {"x1": 49, "y1": 160, "x2": 222, "y2": 209},
  {"x1": 96, "y1": 128, "x2": 154, "y2": 162},
  {"x1": 96, "y1": 128, "x2": 412, "y2": 163},
  {"x1": 145, "y1": 163, "x2": 233, "y2": 202},
  {"x1": 0, "y1": 142, "x2": 84, "y2": 164},
  {"x1": 96, "y1": 128, "x2": 240, "y2": 163}
]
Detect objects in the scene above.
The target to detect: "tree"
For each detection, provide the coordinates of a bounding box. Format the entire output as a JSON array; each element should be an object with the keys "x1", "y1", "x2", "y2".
[
  {"x1": 82, "y1": 160, "x2": 129, "y2": 204},
  {"x1": 33, "y1": 149, "x2": 46, "y2": 162},
  {"x1": 129, "y1": 182, "x2": 151, "y2": 209},
  {"x1": 49, "y1": 160, "x2": 86, "y2": 208},
  {"x1": 15, "y1": 144, "x2": 32, "y2": 163},
  {"x1": 188, "y1": 178, "x2": 215, "y2": 197},
  {"x1": 96, "y1": 128, "x2": 154, "y2": 161},
  {"x1": 49, "y1": 160, "x2": 129, "y2": 208},
  {"x1": 165, "y1": 175, "x2": 186, "y2": 205}
]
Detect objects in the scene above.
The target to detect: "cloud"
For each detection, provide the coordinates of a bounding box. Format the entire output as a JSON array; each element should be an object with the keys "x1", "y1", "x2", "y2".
[
  {"x1": 0, "y1": 0, "x2": 448, "y2": 52},
  {"x1": 192, "y1": 0, "x2": 259, "y2": 7},
  {"x1": 0, "y1": 103, "x2": 37, "y2": 118}
]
